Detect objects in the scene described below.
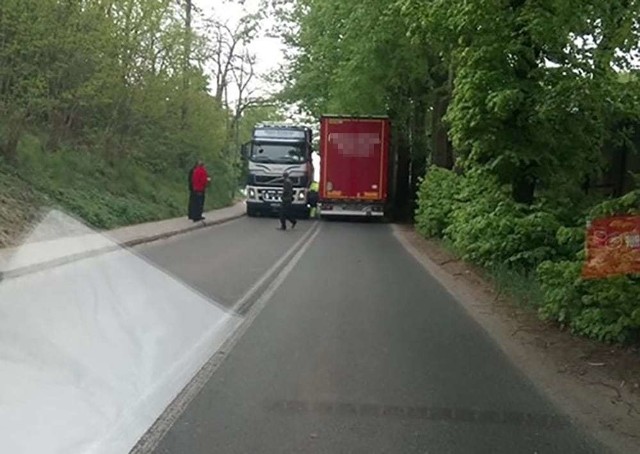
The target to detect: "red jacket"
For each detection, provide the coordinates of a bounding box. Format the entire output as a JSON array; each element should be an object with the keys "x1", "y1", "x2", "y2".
[{"x1": 191, "y1": 165, "x2": 209, "y2": 192}]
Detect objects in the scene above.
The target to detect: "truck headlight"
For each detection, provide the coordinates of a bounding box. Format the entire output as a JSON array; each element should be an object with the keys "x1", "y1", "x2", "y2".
[
  {"x1": 248, "y1": 188, "x2": 256, "y2": 199},
  {"x1": 298, "y1": 191, "x2": 306, "y2": 200}
]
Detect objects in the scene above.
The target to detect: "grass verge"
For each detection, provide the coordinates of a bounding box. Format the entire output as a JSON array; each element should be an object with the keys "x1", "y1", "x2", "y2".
[{"x1": 0, "y1": 132, "x2": 233, "y2": 247}]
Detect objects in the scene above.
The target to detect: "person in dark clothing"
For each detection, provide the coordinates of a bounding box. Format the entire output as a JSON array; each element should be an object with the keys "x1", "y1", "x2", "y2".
[
  {"x1": 188, "y1": 160, "x2": 210, "y2": 222},
  {"x1": 279, "y1": 171, "x2": 297, "y2": 230}
]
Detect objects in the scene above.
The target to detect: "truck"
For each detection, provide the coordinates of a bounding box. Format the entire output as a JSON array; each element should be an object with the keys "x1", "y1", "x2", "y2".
[
  {"x1": 319, "y1": 115, "x2": 390, "y2": 218},
  {"x1": 242, "y1": 123, "x2": 314, "y2": 218}
]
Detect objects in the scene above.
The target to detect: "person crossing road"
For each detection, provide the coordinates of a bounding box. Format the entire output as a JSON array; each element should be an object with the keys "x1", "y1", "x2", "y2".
[{"x1": 278, "y1": 171, "x2": 297, "y2": 230}]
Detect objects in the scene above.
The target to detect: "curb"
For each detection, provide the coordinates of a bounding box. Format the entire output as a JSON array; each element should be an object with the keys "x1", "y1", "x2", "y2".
[
  {"x1": 0, "y1": 208, "x2": 246, "y2": 281},
  {"x1": 122, "y1": 211, "x2": 246, "y2": 248}
]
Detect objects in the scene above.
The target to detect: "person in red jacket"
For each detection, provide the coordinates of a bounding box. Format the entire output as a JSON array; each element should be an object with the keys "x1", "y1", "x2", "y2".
[{"x1": 188, "y1": 160, "x2": 210, "y2": 222}]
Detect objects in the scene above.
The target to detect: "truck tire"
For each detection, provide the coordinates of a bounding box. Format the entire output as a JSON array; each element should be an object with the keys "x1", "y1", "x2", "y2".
[{"x1": 247, "y1": 206, "x2": 258, "y2": 217}]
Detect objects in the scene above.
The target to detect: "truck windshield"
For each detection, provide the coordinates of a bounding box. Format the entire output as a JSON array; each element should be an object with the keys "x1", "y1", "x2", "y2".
[{"x1": 250, "y1": 143, "x2": 306, "y2": 164}]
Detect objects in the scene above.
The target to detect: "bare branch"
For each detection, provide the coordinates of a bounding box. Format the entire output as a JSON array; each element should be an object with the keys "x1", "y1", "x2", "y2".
[{"x1": 199, "y1": 13, "x2": 261, "y2": 103}]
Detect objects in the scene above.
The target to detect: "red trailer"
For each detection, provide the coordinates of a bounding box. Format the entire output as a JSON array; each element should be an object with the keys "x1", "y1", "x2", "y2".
[{"x1": 319, "y1": 115, "x2": 390, "y2": 218}]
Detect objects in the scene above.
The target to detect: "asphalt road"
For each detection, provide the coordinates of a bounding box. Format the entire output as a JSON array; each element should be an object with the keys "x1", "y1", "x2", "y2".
[{"x1": 137, "y1": 217, "x2": 602, "y2": 454}]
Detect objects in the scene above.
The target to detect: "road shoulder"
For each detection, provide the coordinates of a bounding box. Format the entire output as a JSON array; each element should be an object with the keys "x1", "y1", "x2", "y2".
[{"x1": 394, "y1": 225, "x2": 640, "y2": 454}]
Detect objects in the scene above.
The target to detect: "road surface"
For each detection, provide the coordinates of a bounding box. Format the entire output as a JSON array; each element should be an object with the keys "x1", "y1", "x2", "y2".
[{"x1": 137, "y1": 217, "x2": 602, "y2": 454}]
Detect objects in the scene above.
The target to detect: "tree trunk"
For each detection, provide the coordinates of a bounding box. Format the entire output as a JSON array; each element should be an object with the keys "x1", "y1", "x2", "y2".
[
  {"x1": 410, "y1": 95, "x2": 428, "y2": 213},
  {"x1": 431, "y1": 91, "x2": 454, "y2": 169},
  {"x1": 393, "y1": 125, "x2": 412, "y2": 222},
  {"x1": 511, "y1": 172, "x2": 536, "y2": 205}
]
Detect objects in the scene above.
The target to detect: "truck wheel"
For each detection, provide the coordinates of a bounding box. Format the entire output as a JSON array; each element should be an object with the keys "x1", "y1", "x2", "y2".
[{"x1": 247, "y1": 206, "x2": 258, "y2": 217}]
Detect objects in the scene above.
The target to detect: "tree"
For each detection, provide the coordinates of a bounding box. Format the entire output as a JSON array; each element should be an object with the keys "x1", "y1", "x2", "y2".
[
  {"x1": 414, "y1": 0, "x2": 640, "y2": 203},
  {"x1": 273, "y1": 0, "x2": 640, "y2": 209},
  {"x1": 199, "y1": 14, "x2": 260, "y2": 105},
  {"x1": 269, "y1": 0, "x2": 445, "y2": 218},
  {"x1": 0, "y1": 0, "x2": 271, "y2": 214}
]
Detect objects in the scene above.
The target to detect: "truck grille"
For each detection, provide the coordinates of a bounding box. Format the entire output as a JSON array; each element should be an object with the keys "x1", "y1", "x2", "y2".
[
  {"x1": 254, "y1": 175, "x2": 282, "y2": 185},
  {"x1": 249, "y1": 175, "x2": 307, "y2": 187}
]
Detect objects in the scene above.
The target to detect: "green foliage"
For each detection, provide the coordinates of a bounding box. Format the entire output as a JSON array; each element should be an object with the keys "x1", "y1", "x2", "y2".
[
  {"x1": 418, "y1": 167, "x2": 640, "y2": 344},
  {"x1": 589, "y1": 190, "x2": 640, "y2": 218},
  {"x1": 11, "y1": 133, "x2": 228, "y2": 229},
  {"x1": 0, "y1": 0, "x2": 278, "y2": 233},
  {"x1": 416, "y1": 169, "x2": 561, "y2": 272},
  {"x1": 415, "y1": 167, "x2": 459, "y2": 237},
  {"x1": 276, "y1": 0, "x2": 435, "y2": 117},
  {"x1": 535, "y1": 192, "x2": 640, "y2": 343},
  {"x1": 490, "y1": 264, "x2": 543, "y2": 309},
  {"x1": 447, "y1": 204, "x2": 560, "y2": 273},
  {"x1": 416, "y1": 166, "x2": 640, "y2": 344},
  {"x1": 396, "y1": 0, "x2": 640, "y2": 203},
  {"x1": 538, "y1": 261, "x2": 640, "y2": 344},
  {"x1": 0, "y1": 160, "x2": 44, "y2": 246}
]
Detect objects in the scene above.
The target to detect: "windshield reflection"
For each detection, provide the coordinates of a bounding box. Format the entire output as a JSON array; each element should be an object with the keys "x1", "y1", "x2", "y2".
[{"x1": 251, "y1": 143, "x2": 306, "y2": 164}]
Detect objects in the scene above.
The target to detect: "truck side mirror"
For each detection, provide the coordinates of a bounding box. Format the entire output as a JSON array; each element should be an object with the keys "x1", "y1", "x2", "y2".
[{"x1": 240, "y1": 143, "x2": 249, "y2": 158}]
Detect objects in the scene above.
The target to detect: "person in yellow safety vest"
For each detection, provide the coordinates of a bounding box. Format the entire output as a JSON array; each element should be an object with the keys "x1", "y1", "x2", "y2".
[{"x1": 307, "y1": 181, "x2": 319, "y2": 218}]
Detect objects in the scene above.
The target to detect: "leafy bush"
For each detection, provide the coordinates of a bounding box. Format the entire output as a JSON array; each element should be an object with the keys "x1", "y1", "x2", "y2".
[
  {"x1": 554, "y1": 225, "x2": 586, "y2": 259},
  {"x1": 415, "y1": 167, "x2": 460, "y2": 237},
  {"x1": 589, "y1": 189, "x2": 640, "y2": 218},
  {"x1": 11, "y1": 134, "x2": 234, "y2": 230},
  {"x1": 536, "y1": 192, "x2": 640, "y2": 343},
  {"x1": 538, "y1": 261, "x2": 640, "y2": 343},
  {"x1": 416, "y1": 168, "x2": 561, "y2": 271},
  {"x1": 415, "y1": 166, "x2": 640, "y2": 344}
]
